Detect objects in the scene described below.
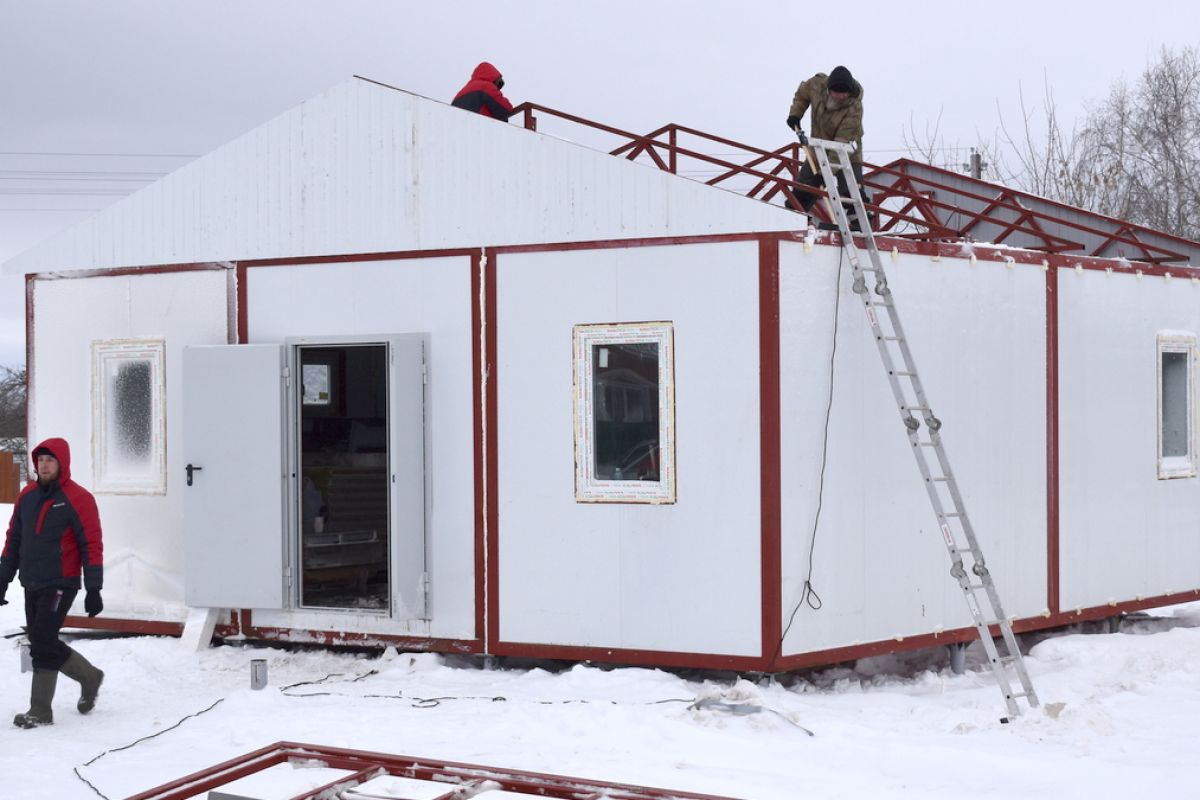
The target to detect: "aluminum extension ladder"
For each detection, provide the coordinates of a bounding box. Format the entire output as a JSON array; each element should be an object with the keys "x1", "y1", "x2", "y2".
[{"x1": 802, "y1": 135, "x2": 1040, "y2": 721}]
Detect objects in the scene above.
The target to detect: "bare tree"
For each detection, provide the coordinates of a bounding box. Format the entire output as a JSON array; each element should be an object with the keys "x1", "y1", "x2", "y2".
[
  {"x1": 0, "y1": 365, "x2": 28, "y2": 469},
  {"x1": 906, "y1": 47, "x2": 1200, "y2": 240}
]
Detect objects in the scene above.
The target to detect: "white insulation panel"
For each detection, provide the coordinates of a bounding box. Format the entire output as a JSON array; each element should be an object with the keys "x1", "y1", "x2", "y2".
[
  {"x1": 1057, "y1": 268, "x2": 1200, "y2": 611},
  {"x1": 496, "y1": 241, "x2": 762, "y2": 656},
  {"x1": 30, "y1": 269, "x2": 231, "y2": 620},
  {"x1": 7, "y1": 78, "x2": 801, "y2": 274},
  {"x1": 246, "y1": 256, "x2": 476, "y2": 640},
  {"x1": 778, "y1": 241, "x2": 1048, "y2": 656}
]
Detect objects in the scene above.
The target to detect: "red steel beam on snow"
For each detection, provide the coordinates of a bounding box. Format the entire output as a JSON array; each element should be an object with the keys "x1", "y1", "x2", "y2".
[{"x1": 125, "y1": 741, "x2": 744, "y2": 800}]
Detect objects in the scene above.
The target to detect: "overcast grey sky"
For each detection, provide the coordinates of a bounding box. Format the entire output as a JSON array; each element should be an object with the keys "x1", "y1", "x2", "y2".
[{"x1": 2, "y1": 0, "x2": 1197, "y2": 367}]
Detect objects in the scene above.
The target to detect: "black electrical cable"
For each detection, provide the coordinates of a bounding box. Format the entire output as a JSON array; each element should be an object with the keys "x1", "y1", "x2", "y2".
[
  {"x1": 73, "y1": 697, "x2": 226, "y2": 800},
  {"x1": 69, "y1": 663, "x2": 807, "y2": 799}
]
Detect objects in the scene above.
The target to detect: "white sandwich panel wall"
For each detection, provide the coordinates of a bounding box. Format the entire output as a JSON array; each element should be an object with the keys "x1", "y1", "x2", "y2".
[
  {"x1": 30, "y1": 269, "x2": 231, "y2": 619},
  {"x1": 245, "y1": 255, "x2": 476, "y2": 640},
  {"x1": 779, "y1": 241, "x2": 1047, "y2": 656},
  {"x1": 7, "y1": 78, "x2": 803, "y2": 275},
  {"x1": 1057, "y1": 268, "x2": 1200, "y2": 611},
  {"x1": 496, "y1": 241, "x2": 762, "y2": 656}
]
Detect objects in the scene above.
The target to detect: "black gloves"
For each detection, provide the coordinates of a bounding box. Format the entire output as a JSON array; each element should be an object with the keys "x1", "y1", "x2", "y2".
[
  {"x1": 786, "y1": 115, "x2": 800, "y2": 130},
  {"x1": 85, "y1": 589, "x2": 103, "y2": 617},
  {"x1": 0, "y1": 581, "x2": 7, "y2": 606}
]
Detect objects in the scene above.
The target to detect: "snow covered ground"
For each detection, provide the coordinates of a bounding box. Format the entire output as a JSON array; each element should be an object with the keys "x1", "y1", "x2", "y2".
[{"x1": 3, "y1": 587, "x2": 1199, "y2": 800}]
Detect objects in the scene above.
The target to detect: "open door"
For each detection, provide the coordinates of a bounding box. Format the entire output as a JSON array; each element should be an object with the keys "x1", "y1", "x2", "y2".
[
  {"x1": 387, "y1": 335, "x2": 428, "y2": 619},
  {"x1": 183, "y1": 345, "x2": 286, "y2": 609},
  {"x1": 291, "y1": 335, "x2": 427, "y2": 620}
]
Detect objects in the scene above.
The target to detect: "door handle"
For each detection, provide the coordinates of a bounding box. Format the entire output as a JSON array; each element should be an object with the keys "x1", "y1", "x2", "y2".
[{"x1": 186, "y1": 463, "x2": 203, "y2": 486}]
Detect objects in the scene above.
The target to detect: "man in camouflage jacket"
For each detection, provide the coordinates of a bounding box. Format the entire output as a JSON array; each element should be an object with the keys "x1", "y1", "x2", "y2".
[{"x1": 785, "y1": 65, "x2": 870, "y2": 223}]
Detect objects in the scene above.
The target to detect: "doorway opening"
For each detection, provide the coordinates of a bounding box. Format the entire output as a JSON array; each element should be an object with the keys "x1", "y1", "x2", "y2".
[{"x1": 297, "y1": 344, "x2": 390, "y2": 610}]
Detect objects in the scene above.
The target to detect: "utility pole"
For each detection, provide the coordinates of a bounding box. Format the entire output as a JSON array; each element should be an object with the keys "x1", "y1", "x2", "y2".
[{"x1": 965, "y1": 147, "x2": 986, "y2": 179}]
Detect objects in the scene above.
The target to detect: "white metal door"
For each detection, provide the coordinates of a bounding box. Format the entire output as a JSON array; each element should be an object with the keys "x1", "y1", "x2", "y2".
[
  {"x1": 389, "y1": 336, "x2": 428, "y2": 619},
  {"x1": 183, "y1": 344, "x2": 287, "y2": 609}
]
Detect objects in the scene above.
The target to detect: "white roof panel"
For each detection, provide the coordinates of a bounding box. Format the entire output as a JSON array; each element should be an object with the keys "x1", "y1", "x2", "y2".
[{"x1": 6, "y1": 77, "x2": 801, "y2": 273}]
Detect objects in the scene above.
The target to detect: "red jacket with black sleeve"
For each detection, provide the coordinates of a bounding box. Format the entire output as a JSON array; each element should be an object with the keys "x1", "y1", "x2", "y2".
[
  {"x1": 0, "y1": 437, "x2": 104, "y2": 592},
  {"x1": 451, "y1": 61, "x2": 514, "y2": 121}
]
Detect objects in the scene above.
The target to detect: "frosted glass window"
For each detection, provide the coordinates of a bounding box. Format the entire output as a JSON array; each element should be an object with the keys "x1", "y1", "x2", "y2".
[
  {"x1": 574, "y1": 323, "x2": 675, "y2": 503},
  {"x1": 92, "y1": 339, "x2": 166, "y2": 493},
  {"x1": 1157, "y1": 334, "x2": 1195, "y2": 479}
]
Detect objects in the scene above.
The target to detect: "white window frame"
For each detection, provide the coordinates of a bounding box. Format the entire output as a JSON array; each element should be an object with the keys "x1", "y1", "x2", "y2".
[
  {"x1": 573, "y1": 322, "x2": 676, "y2": 504},
  {"x1": 92, "y1": 338, "x2": 167, "y2": 494},
  {"x1": 1156, "y1": 333, "x2": 1196, "y2": 480}
]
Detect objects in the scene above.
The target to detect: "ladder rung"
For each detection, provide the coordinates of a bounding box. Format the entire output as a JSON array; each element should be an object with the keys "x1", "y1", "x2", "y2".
[
  {"x1": 901, "y1": 404, "x2": 928, "y2": 410},
  {"x1": 882, "y1": 336, "x2": 905, "y2": 342},
  {"x1": 930, "y1": 477, "x2": 952, "y2": 482},
  {"x1": 892, "y1": 371, "x2": 916, "y2": 377},
  {"x1": 939, "y1": 512, "x2": 964, "y2": 518}
]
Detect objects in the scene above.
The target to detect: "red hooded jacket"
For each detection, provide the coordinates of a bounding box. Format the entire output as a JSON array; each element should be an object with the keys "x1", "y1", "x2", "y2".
[
  {"x1": 451, "y1": 62, "x2": 514, "y2": 121},
  {"x1": 0, "y1": 437, "x2": 104, "y2": 592}
]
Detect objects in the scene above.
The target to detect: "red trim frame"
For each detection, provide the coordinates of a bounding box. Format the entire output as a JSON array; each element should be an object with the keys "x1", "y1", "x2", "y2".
[
  {"x1": 771, "y1": 589, "x2": 1200, "y2": 671},
  {"x1": 24, "y1": 274, "x2": 34, "y2": 456},
  {"x1": 484, "y1": 250, "x2": 500, "y2": 651},
  {"x1": 63, "y1": 615, "x2": 186, "y2": 636},
  {"x1": 758, "y1": 238, "x2": 782, "y2": 669},
  {"x1": 471, "y1": 251, "x2": 487, "y2": 645},
  {"x1": 1046, "y1": 266, "x2": 1061, "y2": 614},
  {"x1": 237, "y1": 610, "x2": 481, "y2": 653},
  {"x1": 235, "y1": 262, "x2": 248, "y2": 344}
]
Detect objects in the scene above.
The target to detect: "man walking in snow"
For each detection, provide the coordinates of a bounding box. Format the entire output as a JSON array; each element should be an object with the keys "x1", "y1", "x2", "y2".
[
  {"x1": 0, "y1": 437, "x2": 105, "y2": 728},
  {"x1": 451, "y1": 61, "x2": 514, "y2": 121},
  {"x1": 785, "y1": 64, "x2": 870, "y2": 226}
]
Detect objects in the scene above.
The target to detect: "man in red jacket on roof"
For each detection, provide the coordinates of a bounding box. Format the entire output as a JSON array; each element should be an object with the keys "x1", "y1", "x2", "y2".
[
  {"x1": 0, "y1": 437, "x2": 106, "y2": 729},
  {"x1": 452, "y1": 61, "x2": 514, "y2": 121}
]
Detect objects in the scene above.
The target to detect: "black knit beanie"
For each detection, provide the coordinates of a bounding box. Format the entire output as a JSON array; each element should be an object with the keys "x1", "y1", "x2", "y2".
[{"x1": 828, "y1": 65, "x2": 853, "y2": 93}]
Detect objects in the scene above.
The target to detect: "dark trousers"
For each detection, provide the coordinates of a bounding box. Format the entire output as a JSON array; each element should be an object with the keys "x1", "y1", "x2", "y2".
[
  {"x1": 24, "y1": 586, "x2": 77, "y2": 670},
  {"x1": 793, "y1": 160, "x2": 869, "y2": 213}
]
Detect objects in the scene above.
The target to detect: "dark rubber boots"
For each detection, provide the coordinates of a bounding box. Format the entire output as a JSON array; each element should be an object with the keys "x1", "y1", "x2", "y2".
[
  {"x1": 12, "y1": 668, "x2": 57, "y2": 728},
  {"x1": 61, "y1": 647, "x2": 105, "y2": 714},
  {"x1": 13, "y1": 647, "x2": 104, "y2": 728}
]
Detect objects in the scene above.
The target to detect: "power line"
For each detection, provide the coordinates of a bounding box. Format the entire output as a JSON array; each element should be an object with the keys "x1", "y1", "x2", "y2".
[
  {"x1": 0, "y1": 188, "x2": 131, "y2": 196},
  {"x1": 0, "y1": 169, "x2": 166, "y2": 180},
  {"x1": 0, "y1": 176, "x2": 158, "y2": 183},
  {"x1": 0, "y1": 151, "x2": 197, "y2": 158}
]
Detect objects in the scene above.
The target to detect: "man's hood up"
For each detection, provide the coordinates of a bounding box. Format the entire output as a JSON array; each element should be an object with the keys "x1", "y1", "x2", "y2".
[
  {"x1": 471, "y1": 62, "x2": 502, "y2": 82},
  {"x1": 31, "y1": 436, "x2": 71, "y2": 483}
]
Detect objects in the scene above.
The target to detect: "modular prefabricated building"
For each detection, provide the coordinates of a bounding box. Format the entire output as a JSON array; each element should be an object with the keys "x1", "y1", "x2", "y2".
[{"x1": 9, "y1": 77, "x2": 1200, "y2": 672}]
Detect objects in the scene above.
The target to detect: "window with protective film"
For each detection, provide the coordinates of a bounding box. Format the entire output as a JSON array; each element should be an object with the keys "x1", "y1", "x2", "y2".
[
  {"x1": 1157, "y1": 333, "x2": 1196, "y2": 479},
  {"x1": 573, "y1": 322, "x2": 676, "y2": 503},
  {"x1": 92, "y1": 339, "x2": 166, "y2": 493}
]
